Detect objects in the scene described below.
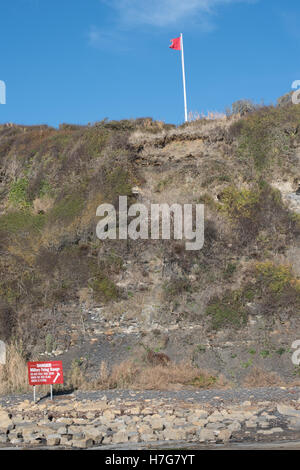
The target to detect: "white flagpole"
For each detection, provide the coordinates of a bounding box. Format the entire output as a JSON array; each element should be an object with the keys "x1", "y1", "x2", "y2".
[{"x1": 180, "y1": 33, "x2": 188, "y2": 122}]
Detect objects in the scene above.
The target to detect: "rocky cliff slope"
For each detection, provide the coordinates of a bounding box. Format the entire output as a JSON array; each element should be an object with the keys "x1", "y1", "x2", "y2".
[{"x1": 1, "y1": 104, "x2": 300, "y2": 389}]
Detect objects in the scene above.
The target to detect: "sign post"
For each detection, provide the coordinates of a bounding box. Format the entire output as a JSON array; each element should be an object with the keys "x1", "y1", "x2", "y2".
[{"x1": 28, "y1": 361, "x2": 64, "y2": 402}]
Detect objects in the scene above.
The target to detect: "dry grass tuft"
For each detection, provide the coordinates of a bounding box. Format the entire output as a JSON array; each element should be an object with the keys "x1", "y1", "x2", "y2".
[
  {"x1": 188, "y1": 110, "x2": 227, "y2": 121},
  {"x1": 68, "y1": 360, "x2": 224, "y2": 391},
  {"x1": 242, "y1": 366, "x2": 283, "y2": 388},
  {"x1": 66, "y1": 360, "x2": 87, "y2": 390},
  {"x1": 0, "y1": 342, "x2": 30, "y2": 394}
]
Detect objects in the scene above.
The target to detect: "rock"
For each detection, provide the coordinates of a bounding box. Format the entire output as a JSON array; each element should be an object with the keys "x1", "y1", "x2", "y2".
[
  {"x1": 68, "y1": 425, "x2": 85, "y2": 435},
  {"x1": 228, "y1": 421, "x2": 241, "y2": 432},
  {"x1": 259, "y1": 421, "x2": 270, "y2": 429},
  {"x1": 102, "y1": 410, "x2": 116, "y2": 422},
  {"x1": 137, "y1": 423, "x2": 153, "y2": 434},
  {"x1": 0, "y1": 409, "x2": 13, "y2": 431},
  {"x1": 208, "y1": 411, "x2": 224, "y2": 423},
  {"x1": 0, "y1": 340, "x2": 6, "y2": 365},
  {"x1": 16, "y1": 400, "x2": 31, "y2": 411},
  {"x1": 83, "y1": 426, "x2": 103, "y2": 444},
  {"x1": 129, "y1": 407, "x2": 141, "y2": 415},
  {"x1": 207, "y1": 421, "x2": 227, "y2": 429},
  {"x1": 73, "y1": 438, "x2": 93, "y2": 449},
  {"x1": 140, "y1": 433, "x2": 158, "y2": 442},
  {"x1": 55, "y1": 426, "x2": 67, "y2": 435},
  {"x1": 111, "y1": 431, "x2": 129, "y2": 444},
  {"x1": 128, "y1": 432, "x2": 140, "y2": 443},
  {"x1": 287, "y1": 417, "x2": 300, "y2": 430},
  {"x1": 71, "y1": 432, "x2": 85, "y2": 441},
  {"x1": 56, "y1": 417, "x2": 73, "y2": 425},
  {"x1": 194, "y1": 410, "x2": 208, "y2": 419},
  {"x1": 245, "y1": 420, "x2": 257, "y2": 429},
  {"x1": 73, "y1": 418, "x2": 89, "y2": 424},
  {"x1": 198, "y1": 429, "x2": 216, "y2": 442},
  {"x1": 27, "y1": 437, "x2": 46, "y2": 446},
  {"x1": 258, "y1": 428, "x2": 283, "y2": 435},
  {"x1": 150, "y1": 419, "x2": 165, "y2": 431},
  {"x1": 18, "y1": 424, "x2": 39, "y2": 438},
  {"x1": 173, "y1": 418, "x2": 187, "y2": 426},
  {"x1": 277, "y1": 404, "x2": 300, "y2": 418},
  {"x1": 163, "y1": 416, "x2": 176, "y2": 427},
  {"x1": 227, "y1": 412, "x2": 253, "y2": 420},
  {"x1": 182, "y1": 425, "x2": 198, "y2": 437},
  {"x1": 60, "y1": 435, "x2": 73, "y2": 447},
  {"x1": 217, "y1": 429, "x2": 232, "y2": 442},
  {"x1": 46, "y1": 434, "x2": 61, "y2": 446},
  {"x1": 163, "y1": 429, "x2": 187, "y2": 441},
  {"x1": 0, "y1": 434, "x2": 8, "y2": 444},
  {"x1": 8, "y1": 430, "x2": 21, "y2": 439},
  {"x1": 102, "y1": 436, "x2": 112, "y2": 445},
  {"x1": 10, "y1": 438, "x2": 23, "y2": 445}
]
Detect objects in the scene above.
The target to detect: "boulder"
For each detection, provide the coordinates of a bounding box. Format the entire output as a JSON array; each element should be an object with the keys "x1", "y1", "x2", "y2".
[
  {"x1": 0, "y1": 409, "x2": 13, "y2": 432},
  {"x1": 46, "y1": 434, "x2": 61, "y2": 446}
]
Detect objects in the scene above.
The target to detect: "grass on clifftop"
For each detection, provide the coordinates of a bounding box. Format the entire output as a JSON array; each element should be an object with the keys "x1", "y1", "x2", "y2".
[{"x1": 230, "y1": 103, "x2": 300, "y2": 171}]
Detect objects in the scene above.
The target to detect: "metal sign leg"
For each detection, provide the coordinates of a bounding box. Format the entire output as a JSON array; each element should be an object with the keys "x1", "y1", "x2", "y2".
[
  {"x1": 33, "y1": 385, "x2": 36, "y2": 403},
  {"x1": 50, "y1": 384, "x2": 53, "y2": 400}
]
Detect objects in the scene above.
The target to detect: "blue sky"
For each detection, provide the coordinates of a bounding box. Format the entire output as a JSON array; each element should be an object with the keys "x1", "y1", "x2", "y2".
[{"x1": 0, "y1": 0, "x2": 300, "y2": 126}]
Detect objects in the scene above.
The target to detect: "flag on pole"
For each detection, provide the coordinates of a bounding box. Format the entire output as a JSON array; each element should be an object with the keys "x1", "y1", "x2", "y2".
[
  {"x1": 169, "y1": 34, "x2": 188, "y2": 122},
  {"x1": 169, "y1": 37, "x2": 181, "y2": 51}
]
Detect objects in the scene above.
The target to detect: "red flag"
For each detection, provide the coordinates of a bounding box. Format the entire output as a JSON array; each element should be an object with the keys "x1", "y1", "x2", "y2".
[{"x1": 169, "y1": 37, "x2": 181, "y2": 51}]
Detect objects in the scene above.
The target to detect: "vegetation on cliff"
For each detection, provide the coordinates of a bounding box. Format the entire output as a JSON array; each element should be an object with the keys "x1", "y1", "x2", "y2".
[{"x1": 0, "y1": 104, "x2": 300, "y2": 387}]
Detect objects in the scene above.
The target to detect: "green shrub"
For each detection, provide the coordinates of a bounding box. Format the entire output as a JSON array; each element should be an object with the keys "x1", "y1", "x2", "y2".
[
  {"x1": 224, "y1": 263, "x2": 237, "y2": 279},
  {"x1": 230, "y1": 105, "x2": 300, "y2": 171},
  {"x1": 89, "y1": 275, "x2": 119, "y2": 302},
  {"x1": 218, "y1": 181, "x2": 297, "y2": 247},
  {"x1": 255, "y1": 261, "x2": 294, "y2": 293},
  {"x1": 9, "y1": 178, "x2": 31, "y2": 209},
  {"x1": 250, "y1": 262, "x2": 300, "y2": 316},
  {"x1": 163, "y1": 277, "x2": 192, "y2": 300},
  {"x1": 39, "y1": 179, "x2": 53, "y2": 198},
  {"x1": 85, "y1": 127, "x2": 109, "y2": 158},
  {"x1": 45, "y1": 333, "x2": 56, "y2": 353},
  {"x1": 104, "y1": 167, "x2": 133, "y2": 201},
  {"x1": 49, "y1": 193, "x2": 85, "y2": 223},
  {"x1": 0, "y1": 210, "x2": 45, "y2": 235},
  {"x1": 206, "y1": 290, "x2": 247, "y2": 330},
  {"x1": 219, "y1": 186, "x2": 260, "y2": 221},
  {"x1": 231, "y1": 99, "x2": 257, "y2": 116}
]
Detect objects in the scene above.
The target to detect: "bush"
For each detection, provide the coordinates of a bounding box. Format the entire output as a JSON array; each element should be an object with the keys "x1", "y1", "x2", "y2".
[
  {"x1": 84, "y1": 127, "x2": 109, "y2": 158},
  {"x1": 0, "y1": 301, "x2": 16, "y2": 341},
  {"x1": 89, "y1": 275, "x2": 119, "y2": 302},
  {"x1": 252, "y1": 262, "x2": 300, "y2": 315},
  {"x1": 103, "y1": 167, "x2": 133, "y2": 204},
  {"x1": 8, "y1": 178, "x2": 31, "y2": 209},
  {"x1": 218, "y1": 181, "x2": 298, "y2": 246},
  {"x1": 48, "y1": 193, "x2": 85, "y2": 223},
  {"x1": 219, "y1": 186, "x2": 260, "y2": 221},
  {"x1": 94, "y1": 360, "x2": 220, "y2": 391},
  {"x1": 230, "y1": 105, "x2": 300, "y2": 171},
  {"x1": 231, "y1": 99, "x2": 257, "y2": 116},
  {"x1": 255, "y1": 261, "x2": 294, "y2": 293},
  {"x1": 0, "y1": 342, "x2": 31, "y2": 394},
  {"x1": 206, "y1": 290, "x2": 248, "y2": 330},
  {"x1": 0, "y1": 210, "x2": 45, "y2": 236},
  {"x1": 163, "y1": 277, "x2": 192, "y2": 300}
]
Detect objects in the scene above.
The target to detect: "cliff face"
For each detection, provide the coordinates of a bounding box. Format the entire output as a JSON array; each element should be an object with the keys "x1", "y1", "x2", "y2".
[{"x1": 0, "y1": 107, "x2": 300, "y2": 386}]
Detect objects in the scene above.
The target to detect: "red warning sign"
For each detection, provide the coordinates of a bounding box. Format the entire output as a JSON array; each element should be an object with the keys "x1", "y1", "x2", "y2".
[{"x1": 28, "y1": 361, "x2": 64, "y2": 386}]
